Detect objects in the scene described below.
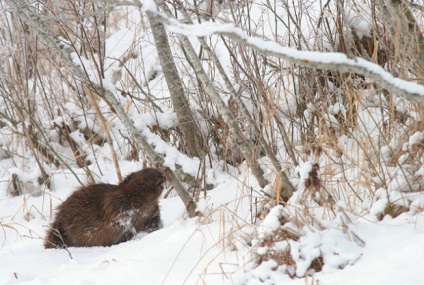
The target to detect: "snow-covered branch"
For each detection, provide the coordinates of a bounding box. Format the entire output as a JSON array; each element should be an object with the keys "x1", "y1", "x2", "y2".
[
  {"x1": 6, "y1": 0, "x2": 197, "y2": 216},
  {"x1": 163, "y1": 18, "x2": 424, "y2": 105},
  {"x1": 159, "y1": 2, "x2": 295, "y2": 195}
]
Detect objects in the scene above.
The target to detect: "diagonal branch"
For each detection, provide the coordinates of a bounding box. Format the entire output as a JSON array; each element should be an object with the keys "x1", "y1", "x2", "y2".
[
  {"x1": 157, "y1": 2, "x2": 270, "y2": 188},
  {"x1": 157, "y1": 15, "x2": 424, "y2": 105},
  {"x1": 169, "y1": 1, "x2": 296, "y2": 198},
  {"x1": 7, "y1": 0, "x2": 197, "y2": 216}
]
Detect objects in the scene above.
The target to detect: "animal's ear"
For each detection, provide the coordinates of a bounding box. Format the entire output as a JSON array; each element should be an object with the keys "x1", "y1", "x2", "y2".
[
  {"x1": 122, "y1": 174, "x2": 133, "y2": 184},
  {"x1": 155, "y1": 171, "x2": 166, "y2": 186}
]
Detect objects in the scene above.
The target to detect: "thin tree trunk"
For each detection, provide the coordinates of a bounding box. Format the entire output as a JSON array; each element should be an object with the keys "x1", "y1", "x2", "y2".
[
  {"x1": 170, "y1": 2, "x2": 296, "y2": 198},
  {"x1": 157, "y1": 2, "x2": 270, "y2": 188},
  {"x1": 101, "y1": 88, "x2": 197, "y2": 216},
  {"x1": 8, "y1": 0, "x2": 197, "y2": 216},
  {"x1": 146, "y1": 11, "x2": 204, "y2": 158}
]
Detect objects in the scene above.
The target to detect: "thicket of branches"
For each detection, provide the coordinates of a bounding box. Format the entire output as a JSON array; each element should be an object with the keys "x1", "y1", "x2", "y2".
[{"x1": 1, "y1": 0, "x2": 423, "y2": 279}]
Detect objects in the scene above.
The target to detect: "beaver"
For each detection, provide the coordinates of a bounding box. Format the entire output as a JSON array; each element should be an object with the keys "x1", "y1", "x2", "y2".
[{"x1": 44, "y1": 168, "x2": 166, "y2": 248}]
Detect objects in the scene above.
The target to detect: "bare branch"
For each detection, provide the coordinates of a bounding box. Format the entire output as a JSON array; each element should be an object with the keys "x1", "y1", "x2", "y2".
[
  {"x1": 146, "y1": 10, "x2": 205, "y2": 158},
  {"x1": 160, "y1": 15, "x2": 424, "y2": 105},
  {"x1": 6, "y1": 0, "x2": 196, "y2": 216}
]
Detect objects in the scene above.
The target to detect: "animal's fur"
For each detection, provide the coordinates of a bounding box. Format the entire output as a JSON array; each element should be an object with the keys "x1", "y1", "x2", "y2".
[{"x1": 44, "y1": 168, "x2": 166, "y2": 248}]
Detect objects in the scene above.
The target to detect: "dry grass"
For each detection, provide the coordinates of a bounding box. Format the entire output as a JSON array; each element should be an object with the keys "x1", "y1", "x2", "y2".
[{"x1": 1, "y1": 0, "x2": 424, "y2": 282}]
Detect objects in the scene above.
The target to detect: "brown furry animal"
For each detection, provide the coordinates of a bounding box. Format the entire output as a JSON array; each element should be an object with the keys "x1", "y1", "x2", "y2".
[{"x1": 44, "y1": 168, "x2": 166, "y2": 248}]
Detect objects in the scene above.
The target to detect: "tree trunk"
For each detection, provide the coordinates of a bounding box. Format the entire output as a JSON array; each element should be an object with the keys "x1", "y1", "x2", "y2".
[
  {"x1": 146, "y1": 11, "x2": 204, "y2": 158},
  {"x1": 157, "y1": 2, "x2": 271, "y2": 188},
  {"x1": 8, "y1": 0, "x2": 197, "y2": 216}
]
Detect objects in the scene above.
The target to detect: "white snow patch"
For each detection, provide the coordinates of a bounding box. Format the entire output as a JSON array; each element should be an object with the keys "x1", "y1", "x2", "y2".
[{"x1": 409, "y1": 131, "x2": 424, "y2": 146}]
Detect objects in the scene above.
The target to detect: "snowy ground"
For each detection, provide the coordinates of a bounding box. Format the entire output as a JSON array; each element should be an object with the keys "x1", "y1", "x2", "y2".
[
  {"x1": 1, "y1": 2, "x2": 424, "y2": 284},
  {"x1": 1, "y1": 164, "x2": 424, "y2": 285}
]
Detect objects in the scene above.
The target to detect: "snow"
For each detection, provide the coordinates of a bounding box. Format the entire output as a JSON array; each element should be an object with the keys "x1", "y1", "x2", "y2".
[
  {"x1": 166, "y1": 18, "x2": 424, "y2": 103},
  {"x1": 2, "y1": 172, "x2": 418, "y2": 284},
  {"x1": 314, "y1": 217, "x2": 424, "y2": 285},
  {"x1": 296, "y1": 161, "x2": 314, "y2": 181},
  {"x1": 140, "y1": 0, "x2": 158, "y2": 12},
  {"x1": 409, "y1": 131, "x2": 424, "y2": 146},
  {"x1": 262, "y1": 205, "x2": 284, "y2": 233},
  {"x1": 0, "y1": 171, "x2": 241, "y2": 284},
  {"x1": 2, "y1": 1, "x2": 424, "y2": 285}
]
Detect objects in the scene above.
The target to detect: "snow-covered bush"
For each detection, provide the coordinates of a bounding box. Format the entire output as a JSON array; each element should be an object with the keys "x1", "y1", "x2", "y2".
[{"x1": 0, "y1": 0, "x2": 423, "y2": 283}]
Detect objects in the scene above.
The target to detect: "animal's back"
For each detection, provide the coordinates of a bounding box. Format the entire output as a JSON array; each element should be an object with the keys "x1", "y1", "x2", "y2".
[
  {"x1": 44, "y1": 184, "x2": 119, "y2": 248},
  {"x1": 44, "y1": 168, "x2": 166, "y2": 249}
]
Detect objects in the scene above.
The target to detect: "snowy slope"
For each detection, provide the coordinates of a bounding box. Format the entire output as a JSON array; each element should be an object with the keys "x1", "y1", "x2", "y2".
[{"x1": 1, "y1": 168, "x2": 424, "y2": 284}]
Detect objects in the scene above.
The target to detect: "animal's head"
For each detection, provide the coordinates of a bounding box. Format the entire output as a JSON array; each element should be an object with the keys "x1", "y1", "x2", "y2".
[{"x1": 121, "y1": 168, "x2": 166, "y2": 193}]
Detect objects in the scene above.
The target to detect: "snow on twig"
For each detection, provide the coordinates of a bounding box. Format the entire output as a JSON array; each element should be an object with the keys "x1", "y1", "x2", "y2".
[{"x1": 158, "y1": 17, "x2": 424, "y2": 104}]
